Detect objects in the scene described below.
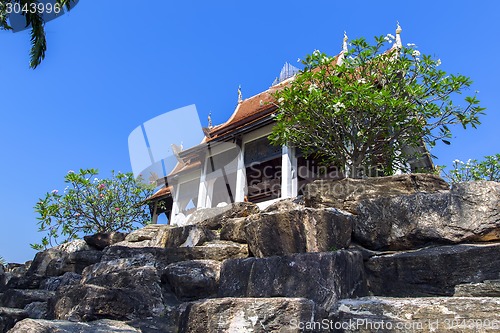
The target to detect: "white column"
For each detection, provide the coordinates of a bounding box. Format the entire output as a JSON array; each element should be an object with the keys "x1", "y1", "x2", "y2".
[
  {"x1": 234, "y1": 147, "x2": 246, "y2": 202},
  {"x1": 197, "y1": 158, "x2": 208, "y2": 209},
  {"x1": 281, "y1": 145, "x2": 295, "y2": 199}
]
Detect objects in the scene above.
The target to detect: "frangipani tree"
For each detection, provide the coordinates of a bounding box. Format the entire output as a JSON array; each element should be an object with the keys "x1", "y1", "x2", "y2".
[
  {"x1": 270, "y1": 26, "x2": 484, "y2": 178},
  {"x1": 33, "y1": 169, "x2": 155, "y2": 250}
]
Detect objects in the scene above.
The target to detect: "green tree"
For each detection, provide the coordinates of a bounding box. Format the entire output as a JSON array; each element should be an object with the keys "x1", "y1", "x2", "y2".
[
  {"x1": 444, "y1": 154, "x2": 500, "y2": 183},
  {"x1": 33, "y1": 169, "x2": 155, "y2": 250},
  {"x1": 270, "y1": 33, "x2": 484, "y2": 178},
  {"x1": 0, "y1": 0, "x2": 74, "y2": 68}
]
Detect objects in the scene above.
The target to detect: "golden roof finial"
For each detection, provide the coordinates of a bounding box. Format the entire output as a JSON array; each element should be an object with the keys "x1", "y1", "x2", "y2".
[
  {"x1": 238, "y1": 85, "x2": 242, "y2": 103},
  {"x1": 396, "y1": 21, "x2": 402, "y2": 34}
]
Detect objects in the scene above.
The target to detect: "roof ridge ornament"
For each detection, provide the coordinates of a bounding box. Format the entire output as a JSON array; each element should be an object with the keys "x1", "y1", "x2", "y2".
[
  {"x1": 337, "y1": 31, "x2": 348, "y2": 65},
  {"x1": 238, "y1": 85, "x2": 242, "y2": 104},
  {"x1": 395, "y1": 22, "x2": 402, "y2": 49}
]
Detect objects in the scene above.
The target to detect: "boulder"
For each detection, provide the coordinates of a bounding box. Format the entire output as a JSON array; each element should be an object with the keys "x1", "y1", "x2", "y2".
[
  {"x1": 164, "y1": 260, "x2": 221, "y2": 301},
  {"x1": 83, "y1": 232, "x2": 127, "y2": 250},
  {"x1": 0, "y1": 307, "x2": 28, "y2": 333},
  {"x1": 304, "y1": 173, "x2": 449, "y2": 213},
  {"x1": 244, "y1": 207, "x2": 352, "y2": 257},
  {"x1": 9, "y1": 318, "x2": 142, "y2": 333},
  {"x1": 219, "y1": 218, "x2": 247, "y2": 243},
  {"x1": 330, "y1": 296, "x2": 500, "y2": 333},
  {"x1": 186, "y1": 202, "x2": 260, "y2": 229},
  {"x1": 178, "y1": 297, "x2": 317, "y2": 333},
  {"x1": 40, "y1": 272, "x2": 81, "y2": 291},
  {"x1": 49, "y1": 283, "x2": 167, "y2": 322},
  {"x1": 365, "y1": 243, "x2": 500, "y2": 297},
  {"x1": 354, "y1": 181, "x2": 500, "y2": 250},
  {"x1": 28, "y1": 241, "x2": 102, "y2": 277},
  {"x1": 167, "y1": 241, "x2": 249, "y2": 262},
  {"x1": 0, "y1": 289, "x2": 54, "y2": 309},
  {"x1": 122, "y1": 224, "x2": 215, "y2": 248},
  {"x1": 219, "y1": 250, "x2": 367, "y2": 310},
  {"x1": 24, "y1": 301, "x2": 48, "y2": 319},
  {"x1": 454, "y1": 280, "x2": 500, "y2": 297}
]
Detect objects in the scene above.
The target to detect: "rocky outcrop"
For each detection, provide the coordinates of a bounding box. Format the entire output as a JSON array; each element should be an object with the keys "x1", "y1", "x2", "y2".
[
  {"x1": 454, "y1": 280, "x2": 500, "y2": 297},
  {"x1": 9, "y1": 318, "x2": 142, "y2": 333},
  {"x1": 219, "y1": 250, "x2": 367, "y2": 310},
  {"x1": 304, "y1": 173, "x2": 449, "y2": 213},
  {"x1": 2, "y1": 176, "x2": 499, "y2": 333},
  {"x1": 353, "y1": 181, "x2": 500, "y2": 250},
  {"x1": 365, "y1": 242, "x2": 500, "y2": 296},
  {"x1": 330, "y1": 296, "x2": 500, "y2": 333},
  {"x1": 244, "y1": 207, "x2": 352, "y2": 257},
  {"x1": 178, "y1": 298, "x2": 317, "y2": 333}
]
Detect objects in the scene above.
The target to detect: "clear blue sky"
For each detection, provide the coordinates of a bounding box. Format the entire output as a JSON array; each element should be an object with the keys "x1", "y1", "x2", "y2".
[{"x1": 1, "y1": 1, "x2": 499, "y2": 263}]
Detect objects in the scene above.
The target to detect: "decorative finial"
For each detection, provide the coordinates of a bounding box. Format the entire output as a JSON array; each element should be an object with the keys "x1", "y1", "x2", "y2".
[
  {"x1": 395, "y1": 22, "x2": 402, "y2": 49},
  {"x1": 207, "y1": 112, "x2": 212, "y2": 128},
  {"x1": 342, "y1": 31, "x2": 348, "y2": 53},
  {"x1": 238, "y1": 85, "x2": 242, "y2": 103}
]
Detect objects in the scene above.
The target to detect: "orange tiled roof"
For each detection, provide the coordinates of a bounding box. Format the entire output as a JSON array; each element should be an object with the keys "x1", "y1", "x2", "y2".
[{"x1": 147, "y1": 186, "x2": 172, "y2": 201}]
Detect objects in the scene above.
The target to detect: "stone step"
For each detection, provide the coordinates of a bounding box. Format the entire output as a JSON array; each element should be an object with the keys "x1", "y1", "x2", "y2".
[
  {"x1": 455, "y1": 280, "x2": 500, "y2": 297},
  {"x1": 8, "y1": 318, "x2": 142, "y2": 333},
  {"x1": 330, "y1": 296, "x2": 500, "y2": 333},
  {"x1": 178, "y1": 297, "x2": 317, "y2": 333}
]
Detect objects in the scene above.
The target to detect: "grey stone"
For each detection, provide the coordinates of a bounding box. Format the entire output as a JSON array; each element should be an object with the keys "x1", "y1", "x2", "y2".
[
  {"x1": 330, "y1": 296, "x2": 500, "y2": 333},
  {"x1": 219, "y1": 250, "x2": 367, "y2": 310},
  {"x1": 245, "y1": 207, "x2": 352, "y2": 257},
  {"x1": 24, "y1": 301, "x2": 48, "y2": 319},
  {"x1": 40, "y1": 272, "x2": 81, "y2": 291},
  {"x1": 186, "y1": 202, "x2": 260, "y2": 229},
  {"x1": 454, "y1": 280, "x2": 500, "y2": 297},
  {"x1": 365, "y1": 243, "x2": 500, "y2": 297},
  {"x1": 0, "y1": 307, "x2": 28, "y2": 333},
  {"x1": 304, "y1": 173, "x2": 449, "y2": 213},
  {"x1": 0, "y1": 289, "x2": 54, "y2": 309},
  {"x1": 122, "y1": 224, "x2": 215, "y2": 248},
  {"x1": 178, "y1": 297, "x2": 317, "y2": 333},
  {"x1": 164, "y1": 260, "x2": 221, "y2": 301},
  {"x1": 219, "y1": 217, "x2": 247, "y2": 243},
  {"x1": 9, "y1": 318, "x2": 142, "y2": 333},
  {"x1": 353, "y1": 180, "x2": 500, "y2": 250},
  {"x1": 83, "y1": 232, "x2": 127, "y2": 250}
]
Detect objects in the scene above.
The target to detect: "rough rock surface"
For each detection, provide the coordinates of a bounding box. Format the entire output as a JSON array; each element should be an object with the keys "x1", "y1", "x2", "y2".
[
  {"x1": 83, "y1": 232, "x2": 127, "y2": 250},
  {"x1": 164, "y1": 260, "x2": 221, "y2": 301},
  {"x1": 40, "y1": 272, "x2": 81, "y2": 291},
  {"x1": 354, "y1": 181, "x2": 500, "y2": 250},
  {"x1": 304, "y1": 174, "x2": 449, "y2": 213},
  {"x1": 9, "y1": 318, "x2": 142, "y2": 333},
  {"x1": 0, "y1": 289, "x2": 54, "y2": 309},
  {"x1": 179, "y1": 297, "x2": 317, "y2": 333},
  {"x1": 186, "y1": 202, "x2": 260, "y2": 229},
  {"x1": 121, "y1": 224, "x2": 214, "y2": 248},
  {"x1": 330, "y1": 296, "x2": 500, "y2": 333},
  {"x1": 245, "y1": 207, "x2": 352, "y2": 257},
  {"x1": 219, "y1": 250, "x2": 367, "y2": 310},
  {"x1": 219, "y1": 217, "x2": 247, "y2": 243},
  {"x1": 28, "y1": 240, "x2": 102, "y2": 277},
  {"x1": 454, "y1": 280, "x2": 500, "y2": 297},
  {"x1": 0, "y1": 307, "x2": 28, "y2": 333},
  {"x1": 365, "y1": 243, "x2": 500, "y2": 296}
]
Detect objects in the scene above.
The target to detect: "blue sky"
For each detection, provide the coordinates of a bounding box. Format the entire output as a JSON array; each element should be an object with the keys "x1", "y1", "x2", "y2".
[{"x1": 1, "y1": 0, "x2": 499, "y2": 263}]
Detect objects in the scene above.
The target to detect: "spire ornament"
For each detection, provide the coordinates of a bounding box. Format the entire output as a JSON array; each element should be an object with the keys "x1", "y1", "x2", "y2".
[
  {"x1": 395, "y1": 22, "x2": 402, "y2": 49},
  {"x1": 337, "y1": 31, "x2": 348, "y2": 65},
  {"x1": 237, "y1": 85, "x2": 242, "y2": 103}
]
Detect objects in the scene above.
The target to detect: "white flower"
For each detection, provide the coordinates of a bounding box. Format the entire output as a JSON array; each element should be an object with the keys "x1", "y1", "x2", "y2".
[
  {"x1": 333, "y1": 102, "x2": 345, "y2": 110},
  {"x1": 407, "y1": 43, "x2": 417, "y2": 48},
  {"x1": 357, "y1": 78, "x2": 367, "y2": 84},
  {"x1": 386, "y1": 33, "x2": 395, "y2": 40},
  {"x1": 308, "y1": 83, "x2": 318, "y2": 92},
  {"x1": 297, "y1": 58, "x2": 301, "y2": 63},
  {"x1": 453, "y1": 159, "x2": 462, "y2": 164},
  {"x1": 51, "y1": 189, "x2": 59, "y2": 194},
  {"x1": 436, "y1": 59, "x2": 441, "y2": 67},
  {"x1": 313, "y1": 49, "x2": 320, "y2": 56},
  {"x1": 412, "y1": 50, "x2": 421, "y2": 57},
  {"x1": 278, "y1": 97, "x2": 284, "y2": 104}
]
